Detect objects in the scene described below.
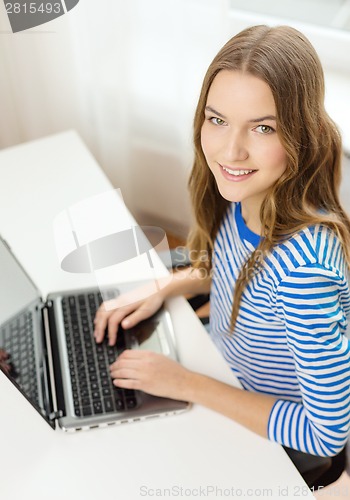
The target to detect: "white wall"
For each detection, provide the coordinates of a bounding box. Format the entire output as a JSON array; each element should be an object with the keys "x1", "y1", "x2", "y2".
[
  {"x1": 113, "y1": 0, "x2": 231, "y2": 236},
  {"x1": 0, "y1": 0, "x2": 232, "y2": 238},
  {"x1": 0, "y1": 1, "x2": 349, "y2": 237}
]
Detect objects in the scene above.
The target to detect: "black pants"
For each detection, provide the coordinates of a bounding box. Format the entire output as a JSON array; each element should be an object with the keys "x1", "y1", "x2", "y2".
[{"x1": 283, "y1": 446, "x2": 346, "y2": 489}]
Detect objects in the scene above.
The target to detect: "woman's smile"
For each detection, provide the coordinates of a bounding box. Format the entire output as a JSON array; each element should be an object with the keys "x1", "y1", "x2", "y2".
[{"x1": 219, "y1": 163, "x2": 258, "y2": 182}]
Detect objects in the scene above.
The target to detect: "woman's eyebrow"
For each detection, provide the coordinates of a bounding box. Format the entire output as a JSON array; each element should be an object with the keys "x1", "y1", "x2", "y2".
[
  {"x1": 205, "y1": 106, "x2": 226, "y2": 119},
  {"x1": 205, "y1": 106, "x2": 276, "y2": 123},
  {"x1": 248, "y1": 115, "x2": 276, "y2": 123}
]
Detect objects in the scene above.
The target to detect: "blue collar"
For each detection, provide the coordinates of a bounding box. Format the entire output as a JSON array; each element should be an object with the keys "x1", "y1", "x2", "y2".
[{"x1": 234, "y1": 202, "x2": 261, "y2": 248}]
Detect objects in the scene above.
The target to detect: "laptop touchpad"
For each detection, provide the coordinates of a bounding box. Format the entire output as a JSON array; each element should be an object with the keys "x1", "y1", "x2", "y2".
[{"x1": 126, "y1": 317, "x2": 170, "y2": 356}]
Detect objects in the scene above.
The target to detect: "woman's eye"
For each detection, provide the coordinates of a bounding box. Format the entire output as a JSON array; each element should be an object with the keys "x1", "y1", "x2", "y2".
[
  {"x1": 210, "y1": 117, "x2": 226, "y2": 126},
  {"x1": 255, "y1": 125, "x2": 274, "y2": 134}
]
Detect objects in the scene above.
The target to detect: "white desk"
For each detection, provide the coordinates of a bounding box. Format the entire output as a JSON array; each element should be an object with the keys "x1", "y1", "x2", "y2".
[{"x1": 0, "y1": 131, "x2": 313, "y2": 499}]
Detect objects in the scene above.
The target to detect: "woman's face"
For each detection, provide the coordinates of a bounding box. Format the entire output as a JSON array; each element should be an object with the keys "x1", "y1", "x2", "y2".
[{"x1": 201, "y1": 70, "x2": 287, "y2": 213}]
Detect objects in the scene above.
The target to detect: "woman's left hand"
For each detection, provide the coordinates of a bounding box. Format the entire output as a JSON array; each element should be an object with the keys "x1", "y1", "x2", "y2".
[{"x1": 109, "y1": 350, "x2": 192, "y2": 401}]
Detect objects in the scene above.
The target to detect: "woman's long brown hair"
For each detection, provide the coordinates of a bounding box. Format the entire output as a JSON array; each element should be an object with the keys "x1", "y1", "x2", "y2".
[{"x1": 188, "y1": 25, "x2": 350, "y2": 331}]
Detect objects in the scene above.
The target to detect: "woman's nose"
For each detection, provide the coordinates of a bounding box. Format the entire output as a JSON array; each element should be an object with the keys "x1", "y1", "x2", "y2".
[{"x1": 222, "y1": 130, "x2": 248, "y2": 162}]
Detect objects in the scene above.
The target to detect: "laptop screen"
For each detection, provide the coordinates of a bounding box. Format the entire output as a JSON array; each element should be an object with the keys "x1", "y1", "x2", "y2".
[
  {"x1": 0, "y1": 237, "x2": 55, "y2": 427},
  {"x1": 0, "y1": 237, "x2": 40, "y2": 324}
]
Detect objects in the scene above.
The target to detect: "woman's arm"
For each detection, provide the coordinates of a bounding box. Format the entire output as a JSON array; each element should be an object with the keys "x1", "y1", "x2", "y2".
[
  {"x1": 187, "y1": 371, "x2": 277, "y2": 437},
  {"x1": 94, "y1": 267, "x2": 211, "y2": 344},
  {"x1": 163, "y1": 266, "x2": 212, "y2": 298},
  {"x1": 110, "y1": 349, "x2": 277, "y2": 438},
  {"x1": 109, "y1": 264, "x2": 350, "y2": 450},
  {"x1": 271, "y1": 264, "x2": 350, "y2": 457}
]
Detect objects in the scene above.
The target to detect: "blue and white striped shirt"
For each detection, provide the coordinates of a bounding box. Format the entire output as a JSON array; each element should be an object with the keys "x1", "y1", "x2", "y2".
[{"x1": 209, "y1": 202, "x2": 350, "y2": 456}]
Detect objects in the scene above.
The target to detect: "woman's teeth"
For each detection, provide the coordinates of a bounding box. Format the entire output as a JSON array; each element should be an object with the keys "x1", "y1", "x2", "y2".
[{"x1": 223, "y1": 167, "x2": 255, "y2": 176}]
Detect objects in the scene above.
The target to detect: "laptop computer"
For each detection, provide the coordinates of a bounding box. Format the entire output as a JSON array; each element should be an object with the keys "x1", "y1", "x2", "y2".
[{"x1": 0, "y1": 236, "x2": 189, "y2": 432}]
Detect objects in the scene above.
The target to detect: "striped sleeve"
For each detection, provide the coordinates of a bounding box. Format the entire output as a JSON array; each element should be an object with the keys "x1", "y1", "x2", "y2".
[{"x1": 268, "y1": 263, "x2": 350, "y2": 456}]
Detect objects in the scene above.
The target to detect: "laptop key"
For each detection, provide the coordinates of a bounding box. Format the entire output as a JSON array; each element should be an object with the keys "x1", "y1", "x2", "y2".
[
  {"x1": 82, "y1": 406, "x2": 92, "y2": 416},
  {"x1": 92, "y1": 391, "x2": 100, "y2": 400},
  {"x1": 115, "y1": 398, "x2": 124, "y2": 411},
  {"x1": 96, "y1": 344, "x2": 104, "y2": 354},
  {"x1": 102, "y1": 387, "x2": 112, "y2": 396},
  {"x1": 69, "y1": 296, "x2": 76, "y2": 306},
  {"x1": 80, "y1": 379, "x2": 88, "y2": 389},
  {"x1": 103, "y1": 397, "x2": 115, "y2": 412},
  {"x1": 81, "y1": 397, "x2": 90, "y2": 407},
  {"x1": 126, "y1": 396, "x2": 137, "y2": 409},
  {"x1": 93, "y1": 401, "x2": 103, "y2": 414}
]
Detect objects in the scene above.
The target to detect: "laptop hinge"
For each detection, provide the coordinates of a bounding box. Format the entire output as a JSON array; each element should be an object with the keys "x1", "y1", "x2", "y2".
[
  {"x1": 41, "y1": 302, "x2": 66, "y2": 419},
  {"x1": 48, "y1": 410, "x2": 64, "y2": 421}
]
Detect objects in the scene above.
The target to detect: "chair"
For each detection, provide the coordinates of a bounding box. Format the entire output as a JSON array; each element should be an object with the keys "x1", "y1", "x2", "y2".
[
  {"x1": 284, "y1": 445, "x2": 347, "y2": 489},
  {"x1": 315, "y1": 446, "x2": 347, "y2": 488}
]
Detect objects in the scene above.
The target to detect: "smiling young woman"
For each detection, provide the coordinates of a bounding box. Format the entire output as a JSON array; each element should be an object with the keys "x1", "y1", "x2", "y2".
[{"x1": 94, "y1": 25, "x2": 350, "y2": 489}]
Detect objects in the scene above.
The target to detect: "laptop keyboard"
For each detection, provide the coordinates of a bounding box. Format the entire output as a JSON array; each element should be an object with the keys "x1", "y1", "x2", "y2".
[
  {"x1": 0, "y1": 310, "x2": 39, "y2": 406},
  {"x1": 62, "y1": 291, "x2": 138, "y2": 418}
]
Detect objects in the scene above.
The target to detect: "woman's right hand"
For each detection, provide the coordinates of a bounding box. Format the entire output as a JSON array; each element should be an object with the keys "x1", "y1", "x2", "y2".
[{"x1": 93, "y1": 285, "x2": 166, "y2": 346}]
